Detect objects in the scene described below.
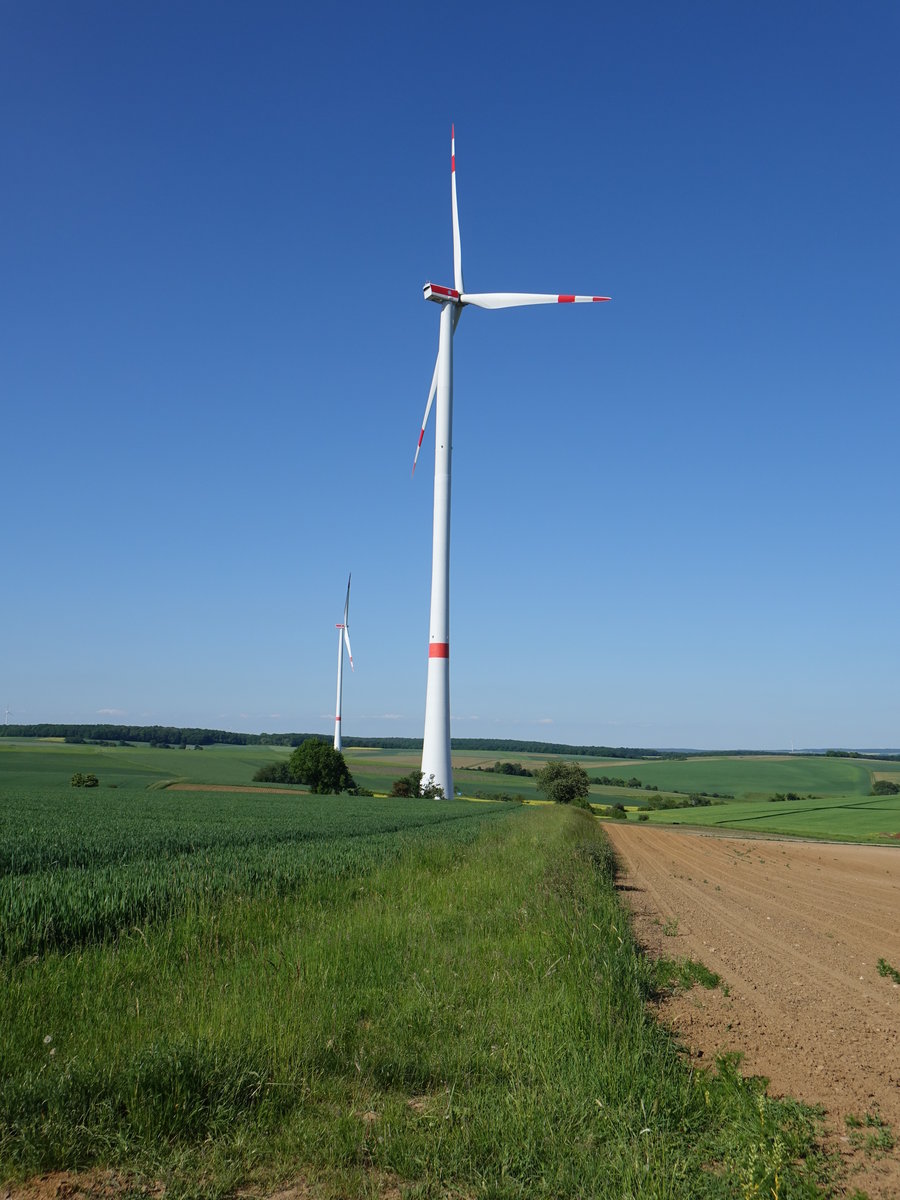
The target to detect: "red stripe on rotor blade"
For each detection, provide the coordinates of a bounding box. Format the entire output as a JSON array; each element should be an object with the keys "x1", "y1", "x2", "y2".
[
  {"x1": 417, "y1": 430, "x2": 424, "y2": 447},
  {"x1": 557, "y1": 295, "x2": 575, "y2": 303},
  {"x1": 451, "y1": 155, "x2": 455, "y2": 172},
  {"x1": 428, "y1": 643, "x2": 450, "y2": 658},
  {"x1": 592, "y1": 296, "x2": 611, "y2": 302}
]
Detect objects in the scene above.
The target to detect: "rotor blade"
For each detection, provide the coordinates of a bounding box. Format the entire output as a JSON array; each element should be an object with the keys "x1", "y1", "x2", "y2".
[
  {"x1": 343, "y1": 574, "x2": 351, "y2": 626},
  {"x1": 412, "y1": 349, "x2": 439, "y2": 476},
  {"x1": 343, "y1": 625, "x2": 354, "y2": 671},
  {"x1": 460, "y1": 292, "x2": 610, "y2": 310},
  {"x1": 451, "y1": 124, "x2": 464, "y2": 294}
]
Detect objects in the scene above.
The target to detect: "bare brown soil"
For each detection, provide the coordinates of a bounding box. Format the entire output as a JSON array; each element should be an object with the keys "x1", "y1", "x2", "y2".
[
  {"x1": 3, "y1": 1172, "x2": 408, "y2": 1200},
  {"x1": 3, "y1": 1170, "x2": 163, "y2": 1200},
  {"x1": 605, "y1": 822, "x2": 900, "y2": 1198}
]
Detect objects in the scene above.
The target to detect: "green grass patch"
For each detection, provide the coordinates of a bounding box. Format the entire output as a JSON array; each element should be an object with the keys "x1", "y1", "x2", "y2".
[
  {"x1": 845, "y1": 1112, "x2": 895, "y2": 1155},
  {"x1": 653, "y1": 956, "x2": 721, "y2": 994},
  {"x1": 0, "y1": 802, "x2": 834, "y2": 1198},
  {"x1": 877, "y1": 958, "x2": 900, "y2": 985}
]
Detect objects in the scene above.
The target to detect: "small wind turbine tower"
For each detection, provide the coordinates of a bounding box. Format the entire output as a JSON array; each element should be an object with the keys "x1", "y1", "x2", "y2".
[
  {"x1": 413, "y1": 127, "x2": 609, "y2": 798},
  {"x1": 333, "y1": 575, "x2": 353, "y2": 751}
]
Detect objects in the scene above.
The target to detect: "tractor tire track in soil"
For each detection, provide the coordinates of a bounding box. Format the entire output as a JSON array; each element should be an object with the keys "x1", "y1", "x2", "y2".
[{"x1": 604, "y1": 823, "x2": 900, "y2": 1198}]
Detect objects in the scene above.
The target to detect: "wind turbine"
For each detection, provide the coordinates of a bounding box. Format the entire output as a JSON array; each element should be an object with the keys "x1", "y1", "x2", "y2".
[
  {"x1": 414, "y1": 126, "x2": 609, "y2": 799},
  {"x1": 333, "y1": 575, "x2": 353, "y2": 751}
]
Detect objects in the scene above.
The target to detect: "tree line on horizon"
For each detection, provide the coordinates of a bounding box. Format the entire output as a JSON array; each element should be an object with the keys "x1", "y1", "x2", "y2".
[{"x1": 0, "y1": 724, "x2": 671, "y2": 758}]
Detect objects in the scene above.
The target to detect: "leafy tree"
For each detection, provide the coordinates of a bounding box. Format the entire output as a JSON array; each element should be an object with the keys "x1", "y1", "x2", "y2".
[
  {"x1": 873, "y1": 779, "x2": 900, "y2": 795},
  {"x1": 535, "y1": 760, "x2": 591, "y2": 807},
  {"x1": 286, "y1": 739, "x2": 355, "y2": 794},
  {"x1": 492, "y1": 761, "x2": 532, "y2": 777}
]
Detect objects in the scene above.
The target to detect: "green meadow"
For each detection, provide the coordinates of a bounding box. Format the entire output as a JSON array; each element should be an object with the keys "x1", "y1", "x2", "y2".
[
  {"x1": 0, "y1": 738, "x2": 839, "y2": 1198},
  {"x1": 590, "y1": 754, "x2": 897, "y2": 800},
  {"x1": 639, "y1": 790, "x2": 900, "y2": 842},
  {"x1": 0, "y1": 738, "x2": 287, "y2": 791}
]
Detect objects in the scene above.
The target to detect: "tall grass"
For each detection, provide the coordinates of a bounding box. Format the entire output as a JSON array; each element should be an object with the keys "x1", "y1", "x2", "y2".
[{"x1": 1, "y1": 805, "x2": 830, "y2": 1198}]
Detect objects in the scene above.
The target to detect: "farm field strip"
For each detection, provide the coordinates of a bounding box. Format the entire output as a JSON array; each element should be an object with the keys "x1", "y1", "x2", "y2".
[
  {"x1": 644, "y1": 791, "x2": 900, "y2": 842},
  {"x1": 0, "y1": 790, "x2": 503, "y2": 875},
  {"x1": 606, "y1": 823, "x2": 900, "y2": 1199},
  {"x1": 596, "y1": 754, "x2": 900, "y2": 799},
  {"x1": 617, "y1": 828, "x2": 900, "y2": 958},
  {"x1": 0, "y1": 792, "x2": 512, "y2": 960}
]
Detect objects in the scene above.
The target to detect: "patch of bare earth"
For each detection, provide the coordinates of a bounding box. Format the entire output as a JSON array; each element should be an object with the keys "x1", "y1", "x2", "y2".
[
  {"x1": 604, "y1": 822, "x2": 900, "y2": 1199},
  {"x1": 5, "y1": 1170, "x2": 411, "y2": 1200},
  {"x1": 3, "y1": 1171, "x2": 163, "y2": 1200}
]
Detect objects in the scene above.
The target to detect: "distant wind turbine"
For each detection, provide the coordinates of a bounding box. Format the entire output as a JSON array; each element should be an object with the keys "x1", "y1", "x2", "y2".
[
  {"x1": 413, "y1": 126, "x2": 610, "y2": 798},
  {"x1": 333, "y1": 575, "x2": 353, "y2": 751}
]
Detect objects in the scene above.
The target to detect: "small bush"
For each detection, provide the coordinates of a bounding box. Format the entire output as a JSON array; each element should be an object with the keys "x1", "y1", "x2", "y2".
[
  {"x1": 390, "y1": 770, "x2": 445, "y2": 799},
  {"x1": 873, "y1": 779, "x2": 900, "y2": 796}
]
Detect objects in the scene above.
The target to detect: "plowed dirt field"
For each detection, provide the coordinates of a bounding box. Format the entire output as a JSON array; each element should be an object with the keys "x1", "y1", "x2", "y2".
[{"x1": 604, "y1": 823, "x2": 900, "y2": 1198}]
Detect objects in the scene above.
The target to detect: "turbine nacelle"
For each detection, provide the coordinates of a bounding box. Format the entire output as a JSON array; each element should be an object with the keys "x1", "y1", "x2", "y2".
[{"x1": 424, "y1": 283, "x2": 461, "y2": 304}]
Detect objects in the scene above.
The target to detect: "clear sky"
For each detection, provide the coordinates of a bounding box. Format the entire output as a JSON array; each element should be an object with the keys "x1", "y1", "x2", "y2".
[{"x1": 3, "y1": 2, "x2": 898, "y2": 749}]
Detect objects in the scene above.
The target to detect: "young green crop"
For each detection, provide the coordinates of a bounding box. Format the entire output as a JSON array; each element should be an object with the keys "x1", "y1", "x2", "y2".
[{"x1": 0, "y1": 789, "x2": 511, "y2": 959}]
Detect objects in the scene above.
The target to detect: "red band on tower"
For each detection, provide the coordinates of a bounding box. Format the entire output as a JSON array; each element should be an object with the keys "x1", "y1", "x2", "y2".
[{"x1": 429, "y1": 643, "x2": 450, "y2": 658}]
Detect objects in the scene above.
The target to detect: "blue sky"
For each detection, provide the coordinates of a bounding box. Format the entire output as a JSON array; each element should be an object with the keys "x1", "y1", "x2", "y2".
[{"x1": 3, "y1": 2, "x2": 898, "y2": 749}]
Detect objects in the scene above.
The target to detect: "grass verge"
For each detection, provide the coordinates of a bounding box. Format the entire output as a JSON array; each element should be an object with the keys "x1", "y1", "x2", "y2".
[{"x1": 1, "y1": 806, "x2": 833, "y2": 1198}]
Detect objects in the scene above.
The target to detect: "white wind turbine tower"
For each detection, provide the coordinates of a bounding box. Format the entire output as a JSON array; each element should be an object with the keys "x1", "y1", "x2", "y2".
[
  {"x1": 413, "y1": 126, "x2": 610, "y2": 799},
  {"x1": 333, "y1": 575, "x2": 353, "y2": 751}
]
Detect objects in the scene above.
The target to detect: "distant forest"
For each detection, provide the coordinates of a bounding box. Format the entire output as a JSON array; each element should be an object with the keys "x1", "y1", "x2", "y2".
[{"x1": 1, "y1": 724, "x2": 671, "y2": 759}]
